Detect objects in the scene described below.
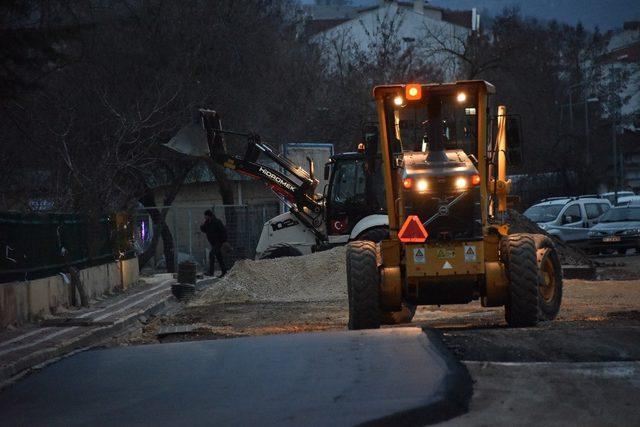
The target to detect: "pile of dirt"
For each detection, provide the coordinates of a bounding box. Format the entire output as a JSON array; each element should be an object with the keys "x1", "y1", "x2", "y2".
[
  {"x1": 190, "y1": 246, "x2": 348, "y2": 305},
  {"x1": 507, "y1": 209, "x2": 592, "y2": 266}
]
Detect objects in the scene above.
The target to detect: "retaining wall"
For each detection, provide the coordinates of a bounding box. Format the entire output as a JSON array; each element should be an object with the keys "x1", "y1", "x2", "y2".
[{"x1": 0, "y1": 258, "x2": 139, "y2": 328}]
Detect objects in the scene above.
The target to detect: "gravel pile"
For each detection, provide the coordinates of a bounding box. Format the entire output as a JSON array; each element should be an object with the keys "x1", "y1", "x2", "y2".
[
  {"x1": 191, "y1": 211, "x2": 592, "y2": 307},
  {"x1": 190, "y1": 246, "x2": 347, "y2": 305},
  {"x1": 507, "y1": 209, "x2": 592, "y2": 266}
]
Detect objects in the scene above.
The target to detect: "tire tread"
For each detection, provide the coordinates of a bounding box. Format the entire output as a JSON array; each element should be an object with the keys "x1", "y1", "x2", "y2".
[
  {"x1": 503, "y1": 233, "x2": 539, "y2": 327},
  {"x1": 347, "y1": 241, "x2": 380, "y2": 329}
]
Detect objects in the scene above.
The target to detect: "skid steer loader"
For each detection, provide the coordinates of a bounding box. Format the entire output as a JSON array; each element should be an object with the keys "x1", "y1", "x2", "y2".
[{"x1": 346, "y1": 80, "x2": 563, "y2": 329}]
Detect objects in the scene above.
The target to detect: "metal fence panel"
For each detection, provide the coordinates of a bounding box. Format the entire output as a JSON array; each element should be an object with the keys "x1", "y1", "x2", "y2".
[{"x1": 0, "y1": 213, "x2": 116, "y2": 283}]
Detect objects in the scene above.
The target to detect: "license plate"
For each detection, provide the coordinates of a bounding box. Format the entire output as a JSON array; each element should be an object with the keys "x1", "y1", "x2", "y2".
[
  {"x1": 436, "y1": 248, "x2": 455, "y2": 259},
  {"x1": 602, "y1": 236, "x2": 621, "y2": 242}
]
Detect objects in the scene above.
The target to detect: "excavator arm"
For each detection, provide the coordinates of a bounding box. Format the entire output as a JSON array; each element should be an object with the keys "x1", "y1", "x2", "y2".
[{"x1": 196, "y1": 110, "x2": 326, "y2": 243}]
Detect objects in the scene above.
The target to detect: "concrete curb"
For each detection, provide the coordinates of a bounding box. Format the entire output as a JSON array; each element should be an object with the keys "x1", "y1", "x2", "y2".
[{"x1": 0, "y1": 287, "x2": 173, "y2": 388}]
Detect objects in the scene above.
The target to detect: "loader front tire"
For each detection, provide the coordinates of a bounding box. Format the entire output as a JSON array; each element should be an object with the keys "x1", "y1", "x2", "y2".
[
  {"x1": 346, "y1": 241, "x2": 380, "y2": 330},
  {"x1": 532, "y1": 234, "x2": 563, "y2": 321},
  {"x1": 502, "y1": 233, "x2": 539, "y2": 327},
  {"x1": 356, "y1": 227, "x2": 389, "y2": 243}
]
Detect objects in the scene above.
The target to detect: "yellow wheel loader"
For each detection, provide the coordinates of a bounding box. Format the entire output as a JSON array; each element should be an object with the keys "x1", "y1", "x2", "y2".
[{"x1": 346, "y1": 81, "x2": 563, "y2": 329}]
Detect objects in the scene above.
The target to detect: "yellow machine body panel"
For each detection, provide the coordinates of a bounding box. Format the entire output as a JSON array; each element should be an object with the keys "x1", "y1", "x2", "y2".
[{"x1": 405, "y1": 241, "x2": 485, "y2": 277}]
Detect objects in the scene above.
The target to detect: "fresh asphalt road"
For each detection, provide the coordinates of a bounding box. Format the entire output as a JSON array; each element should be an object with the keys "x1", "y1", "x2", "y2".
[{"x1": 0, "y1": 327, "x2": 471, "y2": 427}]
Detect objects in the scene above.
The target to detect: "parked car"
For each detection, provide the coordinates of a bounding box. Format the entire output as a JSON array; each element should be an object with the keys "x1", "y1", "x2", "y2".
[
  {"x1": 615, "y1": 195, "x2": 640, "y2": 206},
  {"x1": 600, "y1": 191, "x2": 635, "y2": 205},
  {"x1": 587, "y1": 206, "x2": 640, "y2": 255},
  {"x1": 523, "y1": 197, "x2": 611, "y2": 244}
]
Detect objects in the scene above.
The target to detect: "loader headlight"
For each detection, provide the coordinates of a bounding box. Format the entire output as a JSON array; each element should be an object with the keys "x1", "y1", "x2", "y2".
[
  {"x1": 416, "y1": 179, "x2": 429, "y2": 192},
  {"x1": 455, "y1": 176, "x2": 468, "y2": 189}
]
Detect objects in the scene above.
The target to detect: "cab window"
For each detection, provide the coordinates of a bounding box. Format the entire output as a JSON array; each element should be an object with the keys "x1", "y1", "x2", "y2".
[
  {"x1": 330, "y1": 160, "x2": 365, "y2": 205},
  {"x1": 562, "y1": 204, "x2": 582, "y2": 224}
]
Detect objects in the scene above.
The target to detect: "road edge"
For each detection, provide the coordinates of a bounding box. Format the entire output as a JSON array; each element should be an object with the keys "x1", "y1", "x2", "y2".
[{"x1": 359, "y1": 327, "x2": 473, "y2": 427}]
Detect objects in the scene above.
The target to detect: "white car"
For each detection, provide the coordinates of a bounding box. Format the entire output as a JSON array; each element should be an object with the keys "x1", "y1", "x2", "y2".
[
  {"x1": 523, "y1": 197, "x2": 611, "y2": 244},
  {"x1": 600, "y1": 191, "x2": 635, "y2": 205},
  {"x1": 615, "y1": 195, "x2": 640, "y2": 206}
]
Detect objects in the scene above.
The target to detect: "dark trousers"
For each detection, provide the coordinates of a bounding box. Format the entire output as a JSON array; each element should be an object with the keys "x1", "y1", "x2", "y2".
[{"x1": 209, "y1": 244, "x2": 227, "y2": 275}]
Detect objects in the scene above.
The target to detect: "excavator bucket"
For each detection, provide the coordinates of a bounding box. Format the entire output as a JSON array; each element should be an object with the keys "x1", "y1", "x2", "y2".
[
  {"x1": 164, "y1": 122, "x2": 209, "y2": 157},
  {"x1": 164, "y1": 109, "x2": 225, "y2": 157}
]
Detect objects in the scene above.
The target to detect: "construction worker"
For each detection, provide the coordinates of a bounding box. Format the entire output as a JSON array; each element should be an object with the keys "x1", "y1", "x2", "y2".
[{"x1": 200, "y1": 210, "x2": 228, "y2": 277}]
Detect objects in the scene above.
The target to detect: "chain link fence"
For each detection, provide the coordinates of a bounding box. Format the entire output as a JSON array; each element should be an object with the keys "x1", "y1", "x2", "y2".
[{"x1": 135, "y1": 202, "x2": 280, "y2": 272}]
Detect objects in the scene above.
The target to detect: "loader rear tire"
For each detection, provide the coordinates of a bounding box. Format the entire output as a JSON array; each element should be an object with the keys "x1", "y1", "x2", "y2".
[
  {"x1": 258, "y1": 243, "x2": 302, "y2": 260},
  {"x1": 532, "y1": 234, "x2": 563, "y2": 321},
  {"x1": 346, "y1": 241, "x2": 380, "y2": 330},
  {"x1": 502, "y1": 233, "x2": 539, "y2": 327}
]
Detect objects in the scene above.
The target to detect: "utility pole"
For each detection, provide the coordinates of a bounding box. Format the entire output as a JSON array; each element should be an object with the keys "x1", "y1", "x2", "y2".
[
  {"x1": 613, "y1": 120, "x2": 618, "y2": 204},
  {"x1": 610, "y1": 64, "x2": 619, "y2": 204},
  {"x1": 568, "y1": 91, "x2": 574, "y2": 131},
  {"x1": 584, "y1": 97, "x2": 590, "y2": 165}
]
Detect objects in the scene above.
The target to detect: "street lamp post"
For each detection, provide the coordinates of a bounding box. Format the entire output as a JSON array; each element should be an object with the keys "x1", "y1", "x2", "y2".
[
  {"x1": 584, "y1": 97, "x2": 599, "y2": 165},
  {"x1": 564, "y1": 82, "x2": 598, "y2": 165}
]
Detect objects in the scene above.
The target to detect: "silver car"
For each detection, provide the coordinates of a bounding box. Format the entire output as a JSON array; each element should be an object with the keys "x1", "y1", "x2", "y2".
[
  {"x1": 587, "y1": 206, "x2": 640, "y2": 255},
  {"x1": 523, "y1": 197, "x2": 611, "y2": 244}
]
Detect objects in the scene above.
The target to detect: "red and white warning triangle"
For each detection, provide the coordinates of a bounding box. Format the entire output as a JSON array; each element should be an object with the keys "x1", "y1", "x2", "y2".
[{"x1": 442, "y1": 261, "x2": 453, "y2": 270}]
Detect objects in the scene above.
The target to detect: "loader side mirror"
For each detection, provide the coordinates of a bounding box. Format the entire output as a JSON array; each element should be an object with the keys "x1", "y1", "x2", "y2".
[
  {"x1": 324, "y1": 161, "x2": 332, "y2": 181},
  {"x1": 506, "y1": 116, "x2": 523, "y2": 166}
]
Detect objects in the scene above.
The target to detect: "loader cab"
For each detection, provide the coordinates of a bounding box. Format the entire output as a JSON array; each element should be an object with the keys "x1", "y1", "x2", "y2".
[
  {"x1": 373, "y1": 81, "x2": 495, "y2": 240},
  {"x1": 325, "y1": 153, "x2": 386, "y2": 235}
]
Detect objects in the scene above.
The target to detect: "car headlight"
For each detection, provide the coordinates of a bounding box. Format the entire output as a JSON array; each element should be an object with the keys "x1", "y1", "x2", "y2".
[
  {"x1": 621, "y1": 228, "x2": 640, "y2": 236},
  {"x1": 589, "y1": 230, "x2": 607, "y2": 237}
]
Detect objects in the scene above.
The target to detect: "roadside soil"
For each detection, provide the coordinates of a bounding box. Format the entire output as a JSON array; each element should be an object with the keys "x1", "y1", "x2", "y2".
[{"x1": 112, "y1": 254, "x2": 640, "y2": 360}]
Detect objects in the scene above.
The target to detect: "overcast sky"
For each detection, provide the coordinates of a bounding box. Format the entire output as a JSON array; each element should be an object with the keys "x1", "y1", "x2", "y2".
[{"x1": 303, "y1": 1, "x2": 640, "y2": 30}]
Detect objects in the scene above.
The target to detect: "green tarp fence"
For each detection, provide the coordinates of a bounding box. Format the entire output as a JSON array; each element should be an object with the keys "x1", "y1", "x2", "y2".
[{"x1": 0, "y1": 212, "x2": 118, "y2": 283}]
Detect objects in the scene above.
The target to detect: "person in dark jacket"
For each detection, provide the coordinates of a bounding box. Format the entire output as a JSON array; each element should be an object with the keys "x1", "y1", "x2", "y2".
[{"x1": 200, "y1": 210, "x2": 228, "y2": 277}]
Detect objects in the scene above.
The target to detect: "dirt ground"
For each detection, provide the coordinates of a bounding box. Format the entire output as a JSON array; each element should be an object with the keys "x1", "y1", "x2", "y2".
[{"x1": 113, "y1": 253, "x2": 640, "y2": 357}]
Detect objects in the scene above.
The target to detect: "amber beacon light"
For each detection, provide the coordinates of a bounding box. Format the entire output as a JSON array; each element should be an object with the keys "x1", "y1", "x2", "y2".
[{"x1": 405, "y1": 84, "x2": 422, "y2": 100}]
